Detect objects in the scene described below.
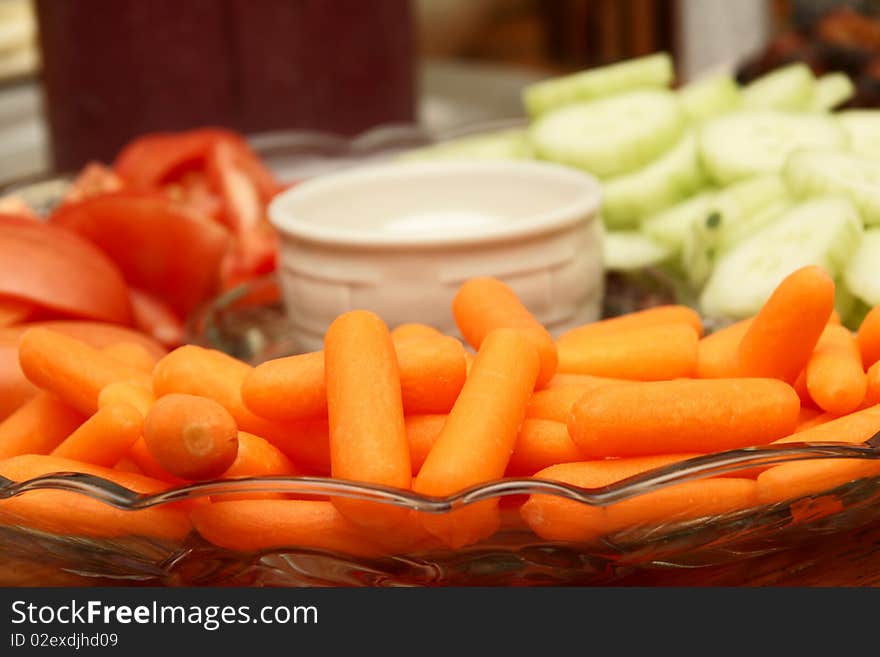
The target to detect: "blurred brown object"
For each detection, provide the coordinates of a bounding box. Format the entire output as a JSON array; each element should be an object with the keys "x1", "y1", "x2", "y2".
[{"x1": 35, "y1": 0, "x2": 416, "y2": 172}]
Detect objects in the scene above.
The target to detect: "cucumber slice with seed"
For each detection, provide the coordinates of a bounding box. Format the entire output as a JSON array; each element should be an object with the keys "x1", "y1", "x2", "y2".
[
  {"x1": 603, "y1": 230, "x2": 673, "y2": 271},
  {"x1": 679, "y1": 74, "x2": 742, "y2": 123}
]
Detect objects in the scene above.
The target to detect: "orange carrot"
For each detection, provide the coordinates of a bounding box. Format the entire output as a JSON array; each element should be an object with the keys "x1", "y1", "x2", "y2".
[
  {"x1": 0, "y1": 454, "x2": 191, "y2": 540},
  {"x1": 406, "y1": 415, "x2": 448, "y2": 473},
  {"x1": 127, "y1": 437, "x2": 186, "y2": 485},
  {"x1": 98, "y1": 381, "x2": 154, "y2": 417},
  {"x1": 539, "y1": 373, "x2": 630, "y2": 391},
  {"x1": 191, "y1": 500, "x2": 384, "y2": 556},
  {"x1": 557, "y1": 304, "x2": 704, "y2": 347},
  {"x1": 526, "y1": 382, "x2": 628, "y2": 423},
  {"x1": 414, "y1": 328, "x2": 540, "y2": 548},
  {"x1": 213, "y1": 431, "x2": 298, "y2": 501},
  {"x1": 792, "y1": 369, "x2": 814, "y2": 407},
  {"x1": 737, "y1": 266, "x2": 835, "y2": 382},
  {"x1": 805, "y1": 324, "x2": 867, "y2": 415},
  {"x1": 794, "y1": 410, "x2": 837, "y2": 433},
  {"x1": 51, "y1": 402, "x2": 143, "y2": 467},
  {"x1": 865, "y1": 361, "x2": 880, "y2": 407},
  {"x1": 696, "y1": 318, "x2": 753, "y2": 379},
  {"x1": 143, "y1": 393, "x2": 239, "y2": 481},
  {"x1": 242, "y1": 335, "x2": 467, "y2": 421},
  {"x1": 557, "y1": 323, "x2": 698, "y2": 380},
  {"x1": 0, "y1": 297, "x2": 32, "y2": 327},
  {"x1": 0, "y1": 393, "x2": 84, "y2": 459},
  {"x1": 773, "y1": 404, "x2": 880, "y2": 446},
  {"x1": 101, "y1": 341, "x2": 158, "y2": 373},
  {"x1": 521, "y1": 457, "x2": 756, "y2": 543},
  {"x1": 390, "y1": 323, "x2": 444, "y2": 341},
  {"x1": 114, "y1": 456, "x2": 144, "y2": 475},
  {"x1": 152, "y1": 345, "x2": 328, "y2": 471},
  {"x1": 857, "y1": 305, "x2": 880, "y2": 369},
  {"x1": 452, "y1": 277, "x2": 557, "y2": 386},
  {"x1": 324, "y1": 310, "x2": 411, "y2": 531},
  {"x1": 568, "y1": 378, "x2": 800, "y2": 458},
  {"x1": 507, "y1": 419, "x2": 582, "y2": 476},
  {"x1": 795, "y1": 406, "x2": 825, "y2": 432},
  {"x1": 18, "y1": 328, "x2": 150, "y2": 415}
]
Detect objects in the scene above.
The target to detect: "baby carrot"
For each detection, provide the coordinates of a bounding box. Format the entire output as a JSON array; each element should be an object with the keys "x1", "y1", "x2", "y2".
[
  {"x1": 865, "y1": 361, "x2": 880, "y2": 407},
  {"x1": 696, "y1": 318, "x2": 753, "y2": 379},
  {"x1": 0, "y1": 454, "x2": 191, "y2": 540},
  {"x1": 406, "y1": 415, "x2": 448, "y2": 473},
  {"x1": 191, "y1": 500, "x2": 384, "y2": 557},
  {"x1": 101, "y1": 341, "x2": 158, "y2": 373},
  {"x1": 557, "y1": 304, "x2": 704, "y2": 347},
  {"x1": 98, "y1": 381, "x2": 154, "y2": 417},
  {"x1": 414, "y1": 328, "x2": 540, "y2": 548},
  {"x1": 18, "y1": 328, "x2": 150, "y2": 416},
  {"x1": 0, "y1": 393, "x2": 84, "y2": 459},
  {"x1": 773, "y1": 404, "x2": 880, "y2": 446},
  {"x1": 857, "y1": 305, "x2": 880, "y2": 369},
  {"x1": 794, "y1": 410, "x2": 837, "y2": 433},
  {"x1": 525, "y1": 385, "x2": 611, "y2": 424},
  {"x1": 325, "y1": 310, "x2": 411, "y2": 531},
  {"x1": 51, "y1": 402, "x2": 143, "y2": 467},
  {"x1": 127, "y1": 437, "x2": 186, "y2": 485},
  {"x1": 521, "y1": 457, "x2": 756, "y2": 543},
  {"x1": 539, "y1": 373, "x2": 629, "y2": 390},
  {"x1": 557, "y1": 323, "x2": 698, "y2": 380},
  {"x1": 243, "y1": 350, "x2": 326, "y2": 421},
  {"x1": 143, "y1": 393, "x2": 239, "y2": 481},
  {"x1": 507, "y1": 419, "x2": 582, "y2": 476},
  {"x1": 737, "y1": 265, "x2": 835, "y2": 383},
  {"x1": 793, "y1": 369, "x2": 814, "y2": 407},
  {"x1": 805, "y1": 324, "x2": 867, "y2": 416},
  {"x1": 114, "y1": 456, "x2": 144, "y2": 475},
  {"x1": 213, "y1": 431, "x2": 298, "y2": 501},
  {"x1": 152, "y1": 345, "x2": 327, "y2": 471},
  {"x1": 390, "y1": 323, "x2": 444, "y2": 341},
  {"x1": 452, "y1": 277, "x2": 557, "y2": 386},
  {"x1": 757, "y1": 458, "x2": 880, "y2": 506},
  {"x1": 396, "y1": 336, "x2": 468, "y2": 415},
  {"x1": 568, "y1": 378, "x2": 800, "y2": 458}
]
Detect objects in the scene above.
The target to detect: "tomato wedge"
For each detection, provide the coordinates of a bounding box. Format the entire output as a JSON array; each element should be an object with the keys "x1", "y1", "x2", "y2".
[
  {"x1": 129, "y1": 288, "x2": 185, "y2": 348},
  {"x1": 0, "y1": 214, "x2": 132, "y2": 324},
  {"x1": 49, "y1": 192, "x2": 231, "y2": 317}
]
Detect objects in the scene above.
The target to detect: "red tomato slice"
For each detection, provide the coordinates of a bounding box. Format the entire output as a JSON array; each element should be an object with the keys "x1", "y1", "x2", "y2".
[
  {"x1": 62, "y1": 162, "x2": 125, "y2": 205},
  {"x1": 220, "y1": 221, "x2": 279, "y2": 291},
  {"x1": 0, "y1": 214, "x2": 132, "y2": 324},
  {"x1": 129, "y1": 288, "x2": 185, "y2": 348},
  {"x1": 49, "y1": 192, "x2": 231, "y2": 317}
]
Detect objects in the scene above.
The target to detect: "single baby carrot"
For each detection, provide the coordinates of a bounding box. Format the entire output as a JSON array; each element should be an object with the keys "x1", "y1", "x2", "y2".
[
  {"x1": 406, "y1": 415, "x2": 449, "y2": 473},
  {"x1": 101, "y1": 341, "x2": 158, "y2": 373},
  {"x1": 452, "y1": 277, "x2": 557, "y2": 386},
  {"x1": 324, "y1": 310, "x2": 411, "y2": 531},
  {"x1": 557, "y1": 323, "x2": 698, "y2": 380},
  {"x1": 696, "y1": 318, "x2": 753, "y2": 379},
  {"x1": 557, "y1": 304, "x2": 704, "y2": 347},
  {"x1": 857, "y1": 305, "x2": 880, "y2": 369},
  {"x1": 794, "y1": 410, "x2": 837, "y2": 433},
  {"x1": 98, "y1": 381, "x2": 154, "y2": 417},
  {"x1": 792, "y1": 369, "x2": 814, "y2": 407},
  {"x1": 865, "y1": 361, "x2": 880, "y2": 407},
  {"x1": 18, "y1": 328, "x2": 150, "y2": 415},
  {"x1": 569, "y1": 378, "x2": 800, "y2": 458},
  {"x1": 152, "y1": 345, "x2": 326, "y2": 471},
  {"x1": 143, "y1": 393, "x2": 239, "y2": 481},
  {"x1": 191, "y1": 500, "x2": 384, "y2": 557},
  {"x1": 114, "y1": 456, "x2": 144, "y2": 475},
  {"x1": 390, "y1": 323, "x2": 444, "y2": 341},
  {"x1": 507, "y1": 419, "x2": 582, "y2": 476},
  {"x1": 0, "y1": 454, "x2": 191, "y2": 540},
  {"x1": 538, "y1": 373, "x2": 629, "y2": 391},
  {"x1": 526, "y1": 382, "x2": 628, "y2": 424},
  {"x1": 242, "y1": 333, "x2": 466, "y2": 422},
  {"x1": 773, "y1": 404, "x2": 880, "y2": 446},
  {"x1": 737, "y1": 266, "x2": 835, "y2": 382},
  {"x1": 51, "y1": 402, "x2": 143, "y2": 467},
  {"x1": 0, "y1": 393, "x2": 85, "y2": 459},
  {"x1": 413, "y1": 328, "x2": 540, "y2": 548},
  {"x1": 127, "y1": 437, "x2": 187, "y2": 485},
  {"x1": 520, "y1": 457, "x2": 756, "y2": 543},
  {"x1": 213, "y1": 431, "x2": 298, "y2": 501},
  {"x1": 805, "y1": 324, "x2": 867, "y2": 416}
]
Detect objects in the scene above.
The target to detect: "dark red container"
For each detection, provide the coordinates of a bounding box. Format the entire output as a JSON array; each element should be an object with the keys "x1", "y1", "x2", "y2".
[{"x1": 35, "y1": 0, "x2": 417, "y2": 171}]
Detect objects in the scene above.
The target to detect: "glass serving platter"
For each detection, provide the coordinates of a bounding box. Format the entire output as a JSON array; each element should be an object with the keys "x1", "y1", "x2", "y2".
[{"x1": 2, "y1": 123, "x2": 879, "y2": 587}]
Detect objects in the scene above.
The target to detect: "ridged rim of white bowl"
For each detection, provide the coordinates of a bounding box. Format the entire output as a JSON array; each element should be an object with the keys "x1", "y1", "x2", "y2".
[{"x1": 268, "y1": 159, "x2": 603, "y2": 249}]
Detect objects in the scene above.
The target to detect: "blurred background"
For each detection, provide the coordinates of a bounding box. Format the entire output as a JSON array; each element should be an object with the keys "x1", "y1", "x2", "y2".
[{"x1": 1, "y1": 0, "x2": 879, "y2": 180}]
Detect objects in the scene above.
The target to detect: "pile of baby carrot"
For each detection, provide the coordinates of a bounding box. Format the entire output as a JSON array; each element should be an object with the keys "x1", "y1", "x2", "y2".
[{"x1": 1, "y1": 265, "x2": 880, "y2": 556}]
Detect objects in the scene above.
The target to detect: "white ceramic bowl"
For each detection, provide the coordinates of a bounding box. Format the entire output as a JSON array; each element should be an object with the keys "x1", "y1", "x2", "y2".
[{"x1": 268, "y1": 160, "x2": 604, "y2": 352}]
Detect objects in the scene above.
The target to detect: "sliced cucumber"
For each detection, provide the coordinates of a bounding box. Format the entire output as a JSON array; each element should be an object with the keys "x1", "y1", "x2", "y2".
[
  {"x1": 523, "y1": 52, "x2": 674, "y2": 117},
  {"x1": 700, "y1": 196, "x2": 863, "y2": 319},
  {"x1": 837, "y1": 110, "x2": 880, "y2": 159},
  {"x1": 602, "y1": 230, "x2": 673, "y2": 271},
  {"x1": 742, "y1": 62, "x2": 816, "y2": 111},
  {"x1": 398, "y1": 129, "x2": 532, "y2": 161},
  {"x1": 699, "y1": 110, "x2": 848, "y2": 184},
  {"x1": 679, "y1": 73, "x2": 742, "y2": 123},
  {"x1": 784, "y1": 148, "x2": 880, "y2": 225},
  {"x1": 716, "y1": 199, "x2": 791, "y2": 253},
  {"x1": 843, "y1": 228, "x2": 880, "y2": 306},
  {"x1": 601, "y1": 132, "x2": 706, "y2": 228},
  {"x1": 810, "y1": 72, "x2": 855, "y2": 112},
  {"x1": 641, "y1": 190, "x2": 718, "y2": 250},
  {"x1": 530, "y1": 89, "x2": 684, "y2": 179}
]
